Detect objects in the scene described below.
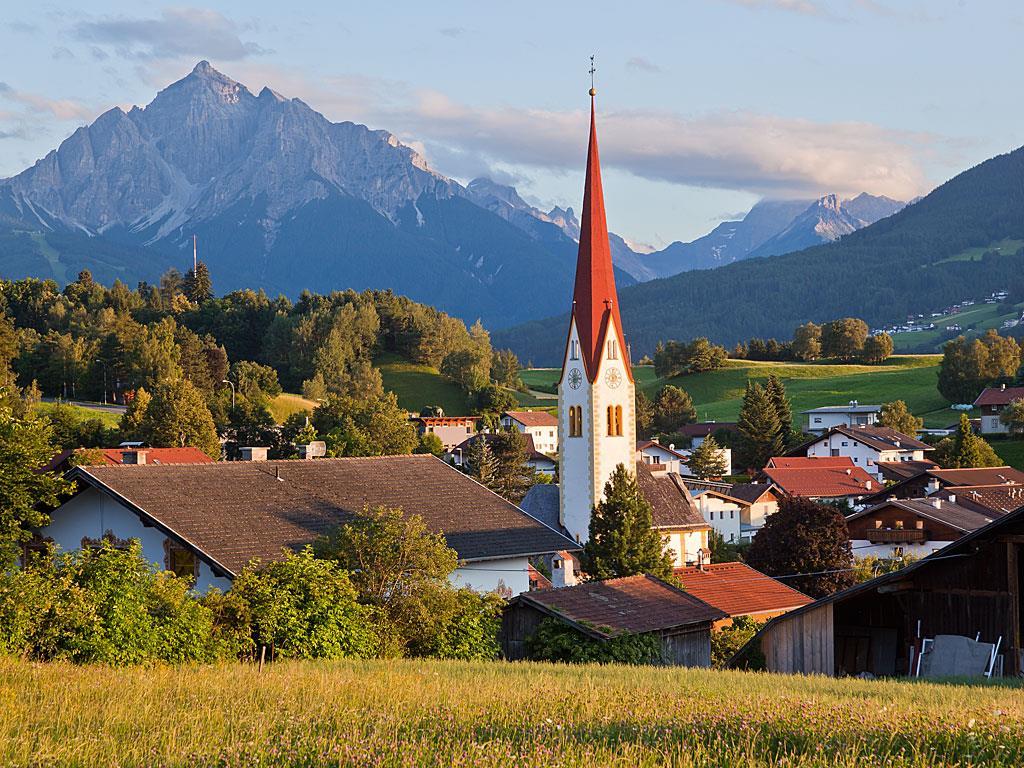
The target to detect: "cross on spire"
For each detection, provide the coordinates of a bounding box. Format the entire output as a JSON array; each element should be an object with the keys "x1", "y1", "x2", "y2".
[{"x1": 589, "y1": 55, "x2": 596, "y2": 96}]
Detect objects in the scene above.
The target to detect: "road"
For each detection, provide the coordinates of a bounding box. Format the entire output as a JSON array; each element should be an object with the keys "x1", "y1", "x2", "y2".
[{"x1": 40, "y1": 397, "x2": 127, "y2": 415}]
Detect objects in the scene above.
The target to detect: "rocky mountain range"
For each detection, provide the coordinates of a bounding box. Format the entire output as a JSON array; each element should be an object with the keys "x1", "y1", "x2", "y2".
[{"x1": 0, "y1": 61, "x2": 638, "y2": 330}]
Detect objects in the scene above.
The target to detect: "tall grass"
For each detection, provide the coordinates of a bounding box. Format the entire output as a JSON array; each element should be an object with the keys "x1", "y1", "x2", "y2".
[{"x1": 2, "y1": 657, "x2": 1022, "y2": 766}]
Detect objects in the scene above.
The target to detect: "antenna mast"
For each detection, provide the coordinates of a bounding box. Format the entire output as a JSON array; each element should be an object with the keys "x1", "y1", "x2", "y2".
[{"x1": 192, "y1": 234, "x2": 197, "y2": 273}]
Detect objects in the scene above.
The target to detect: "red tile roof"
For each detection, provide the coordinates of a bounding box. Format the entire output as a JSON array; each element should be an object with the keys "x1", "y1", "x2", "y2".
[
  {"x1": 768, "y1": 456, "x2": 856, "y2": 469},
  {"x1": 503, "y1": 410, "x2": 558, "y2": 428},
  {"x1": 674, "y1": 563, "x2": 812, "y2": 618},
  {"x1": 518, "y1": 574, "x2": 725, "y2": 637},
  {"x1": 762, "y1": 459, "x2": 876, "y2": 498},
  {"x1": 45, "y1": 447, "x2": 214, "y2": 471},
  {"x1": 564, "y1": 96, "x2": 632, "y2": 385},
  {"x1": 974, "y1": 386, "x2": 1024, "y2": 407}
]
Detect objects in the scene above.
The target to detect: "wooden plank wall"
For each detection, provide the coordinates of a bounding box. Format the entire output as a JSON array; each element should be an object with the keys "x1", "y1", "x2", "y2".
[
  {"x1": 761, "y1": 604, "x2": 834, "y2": 675},
  {"x1": 661, "y1": 625, "x2": 712, "y2": 667}
]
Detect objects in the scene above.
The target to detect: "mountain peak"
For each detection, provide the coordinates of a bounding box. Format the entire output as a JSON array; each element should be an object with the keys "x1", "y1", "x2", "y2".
[{"x1": 190, "y1": 60, "x2": 218, "y2": 78}]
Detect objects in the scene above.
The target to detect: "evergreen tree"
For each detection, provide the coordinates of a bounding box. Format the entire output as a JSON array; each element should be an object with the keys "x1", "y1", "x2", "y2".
[
  {"x1": 745, "y1": 496, "x2": 854, "y2": 598},
  {"x1": 653, "y1": 385, "x2": 696, "y2": 435},
  {"x1": 635, "y1": 389, "x2": 655, "y2": 438},
  {"x1": 582, "y1": 464, "x2": 673, "y2": 580},
  {"x1": 488, "y1": 430, "x2": 536, "y2": 503},
  {"x1": 184, "y1": 261, "x2": 213, "y2": 304},
  {"x1": 936, "y1": 413, "x2": 1003, "y2": 468},
  {"x1": 463, "y1": 436, "x2": 498, "y2": 487},
  {"x1": 687, "y1": 434, "x2": 729, "y2": 479},
  {"x1": 735, "y1": 381, "x2": 784, "y2": 472},
  {"x1": 765, "y1": 374, "x2": 794, "y2": 448},
  {"x1": 879, "y1": 400, "x2": 923, "y2": 436}
]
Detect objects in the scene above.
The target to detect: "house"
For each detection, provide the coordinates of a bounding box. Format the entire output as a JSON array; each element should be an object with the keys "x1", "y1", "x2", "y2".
[
  {"x1": 500, "y1": 574, "x2": 726, "y2": 665},
  {"x1": 973, "y1": 385, "x2": 1024, "y2": 435},
  {"x1": 411, "y1": 416, "x2": 479, "y2": 451},
  {"x1": 520, "y1": 462, "x2": 712, "y2": 567},
  {"x1": 801, "y1": 401, "x2": 881, "y2": 434},
  {"x1": 689, "y1": 488, "x2": 746, "y2": 544},
  {"x1": 501, "y1": 410, "x2": 559, "y2": 455},
  {"x1": 875, "y1": 460, "x2": 941, "y2": 483},
  {"x1": 44, "y1": 447, "x2": 214, "y2": 472},
  {"x1": 934, "y1": 484, "x2": 1024, "y2": 516},
  {"x1": 674, "y1": 562, "x2": 812, "y2": 627},
  {"x1": 758, "y1": 456, "x2": 877, "y2": 502},
  {"x1": 846, "y1": 496, "x2": 999, "y2": 558},
  {"x1": 792, "y1": 425, "x2": 934, "y2": 481},
  {"x1": 451, "y1": 432, "x2": 557, "y2": 476},
  {"x1": 727, "y1": 482, "x2": 785, "y2": 540},
  {"x1": 637, "y1": 439, "x2": 688, "y2": 474},
  {"x1": 734, "y1": 504, "x2": 1024, "y2": 677},
  {"x1": 677, "y1": 422, "x2": 738, "y2": 448},
  {"x1": 35, "y1": 455, "x2": 578, "y2": 596},
  {"x1": 860, "y1": 465, "x2": 1024, "y2": 506}
]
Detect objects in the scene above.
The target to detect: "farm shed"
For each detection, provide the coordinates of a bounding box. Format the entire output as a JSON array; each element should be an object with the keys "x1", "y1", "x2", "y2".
[
  {"x1": 501, "y1": 574, "x2": 725, "y2": 666},
  {"x1": 734, "y1": 504, "x2": 1024, "y2": 677}
]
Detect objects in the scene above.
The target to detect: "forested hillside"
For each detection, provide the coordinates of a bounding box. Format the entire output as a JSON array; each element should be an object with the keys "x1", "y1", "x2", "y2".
[{"x1": 498, "y1": 145, "x2": 1024, "y2": 364}]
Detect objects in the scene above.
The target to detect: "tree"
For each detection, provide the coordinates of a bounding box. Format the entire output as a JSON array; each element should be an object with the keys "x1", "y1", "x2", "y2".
[
  {"x1": 119, "y1": 387, "x2": 152, "y2": 438},
  {"x1": 471, "y1": 384, "x2": 518, "y2": 415},
  {"x1": 463, "y1": 436, "x2": 498, "y2": 487},
  {"x1": 745, "y1": 496, "x2": 854, "y2": 598},
  {"x1": 938, "y1": 331, "x2": 1022, "y2": 403},
  {"x1": 735, "y1": 381, "x2": 784, "y2": 472},
  {"x1": 821, "y1": 318, "x2": 869, "y2": 360},
  {"x1": 312, "y1": 393, "x2": 418, "y2": 457},
  {"x1": 582, "y1": 464, "x2": 674, "y2": 580},
  {"x1": 491, "y1": 349, "x2": 522, "y2": 389},
  {"x1": 414, "y1": 432, "x2": 445, "y2": 456},
  {"x1": 183, "y1": 261, "x2": 213, "y2": 304},
  {"x1": 488, "y1": 430, "x2": 536, "y2": 503},
  {"x1": 880, "y1": 400, "x2": 923, "y2": 436},
  {"x1": 764, "y1": 374, "x2": 794, "y2": 448},
  {"x1": 0, "y1": 402, "x2": 72, "y2": 568},
  {"x1": 861, "y1": 332, "x2": 894, "y2": 364},
  {"x1": 136, "y1": 379, "x2": 221, "y2": 459},
  {"x1": 687, "y1": 435, "x2": 729, "y2": 480},
  {"x1": 635, "y1": 389, "x2": 655, "y2": 439},
  {"x1": 1000, "y1": 398, "x2": 1024, "y2": 435},
  {"x1": 791, "y1": 322, "x2": 822, "y2": 362},
  {"x1": 934, "y1": 413, "x2": 1002, "y2": 469},
  {"x1": 230, "y1": 360, "x2": 282, "y2": 403},
  {"x1": 653, "y1": 385, "x2": 696, "y2": 435}
]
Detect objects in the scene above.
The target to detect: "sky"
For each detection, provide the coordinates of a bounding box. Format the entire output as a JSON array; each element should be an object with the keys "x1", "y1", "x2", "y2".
[{"x1": 0, "y1": 0, "x2": 1022, "y2": 248}]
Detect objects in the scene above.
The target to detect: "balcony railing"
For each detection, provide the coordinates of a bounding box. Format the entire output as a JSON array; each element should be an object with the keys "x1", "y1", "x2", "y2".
[{"x1": 865, "y1": 528, "x2": 926, "y2": 543}]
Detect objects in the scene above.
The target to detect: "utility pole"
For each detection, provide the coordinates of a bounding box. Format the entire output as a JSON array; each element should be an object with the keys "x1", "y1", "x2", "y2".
[{"x1": 193, "y1": 234, "x2": 198, "y2": 273}]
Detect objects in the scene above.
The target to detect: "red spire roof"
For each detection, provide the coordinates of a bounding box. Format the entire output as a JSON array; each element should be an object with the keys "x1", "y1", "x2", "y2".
[{"x1": 568, "y1": 95, "x2": 632, "y2": 383}]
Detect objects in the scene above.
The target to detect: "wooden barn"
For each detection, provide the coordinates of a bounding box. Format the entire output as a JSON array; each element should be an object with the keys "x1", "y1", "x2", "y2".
[
  {"x1": 734, "y1": 505, "x2": 1024, "y2": 677},
  {"x1": 501, "y1": 574, "x2": 725, "y2": 666}
]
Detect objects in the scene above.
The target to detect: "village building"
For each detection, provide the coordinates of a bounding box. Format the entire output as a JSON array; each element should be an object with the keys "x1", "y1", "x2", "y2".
[
  {"x1": 500, "y1": 410, "x2": 559, "y2": 455},
  {"x1": 674, "y1": 562, "x2": 812, "y2": 627},
  {"x1": 735, "y1": 504, "x2": 1024, "y2": 677},
  {"x1": 689, "y1": 488, "x2": 746, "y2": 544},
  {"x1": 846, "y1": 496, "x2": 999, "y2": 558},
  {"x1": 727, "y1": 482, "x2": 784, "y2": 539},
  {"x1": 411, "y1": 416, "x2": 479, "y2": 451},
  {"x1": 973, "y1": 385, "x2": 1024, "y2": 435},
  {"x1": 791, "y1": 425, "x2": 934, "y2": 481},
  {"x1": 802, "y1": 402, "x2": 881, "y2": 434},
  {"x1": 451, "y1": 432, "x2": 558, "y2": 476},
  {"x1": 44, "y1": 446, "x2": 214, "y2": 472},
  {"x1": 677, "y1": 421, "x2": 738, "y2": 448},
  {"x1": 35, "y1": 456, "x2": 578, "y2": 596},
  {"x1": 635, "y1": 463, "x2": 713, "y2": 566},
  {"x1": 758, "y1": 456, "x2": 877, "y2": 502},
  {"x1": 933, "y1": 484, "x2": 1024, "y2": 516},
  {"x1": 860, "y1": 465, "x2": 1024, "y2": 506},
  {"x1": 500, "y1": 574, "x2": 725, "y2": 666},
  {"x1": 637, "y1": 439, "x2": 688, "y2": 474}
]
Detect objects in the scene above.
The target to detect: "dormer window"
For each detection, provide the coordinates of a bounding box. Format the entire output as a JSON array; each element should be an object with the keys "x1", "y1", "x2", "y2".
[
  {"x1": 570, "y1": 340, "x2": 580, "y2": 360},
  {"x1": 607, "y1": 340, "x2": 618, "y2": 360}
]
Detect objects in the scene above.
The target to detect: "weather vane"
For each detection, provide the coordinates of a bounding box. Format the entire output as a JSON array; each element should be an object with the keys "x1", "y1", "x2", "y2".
[{"x1": 589, "y1": 55, "x2": 596, "y2": 96}]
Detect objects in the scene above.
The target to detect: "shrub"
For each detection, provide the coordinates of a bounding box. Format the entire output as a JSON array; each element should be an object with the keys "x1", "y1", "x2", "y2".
[
  {"x1": 526, "y1": 617, "x2": 662, "y2": 665},
  {"x1": 711, "y1": 615, "x2": 763, "y2": 668}
]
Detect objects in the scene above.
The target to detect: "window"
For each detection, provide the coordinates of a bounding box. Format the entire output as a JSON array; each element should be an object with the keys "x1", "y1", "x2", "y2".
[
  {"x1": 830, "y1": 449, "x2": 840, "y2": 457},
  {"x1": 569, "y1": 406, "x2": 582, "y2": 437},
  {"x1": 165, "y1": 540, "x2": 198, "y2": 581},
  {"x1": 730, "y1": 510, "x2": 735, "y2": 519},
  {"x1": 570, "y1": 340, "x2": 579, "y2": 360},
  {"x1": 607, "y1": 405, "x2": 623, "y2": 436},
  {"x1": 466, "y1": 426, "x2": 472, "y2": 434},
  {"x1": 81, "y1": 531, "x2": 132, "y2": 551},
  {"x1": 814, "y1": 417, "x2": 822, "y2": 424},
  {"x1": 841, "y1": 441, "x2": 848, "y2": 447},
  {"x1": 607, "y1": 405, "x2": 614, "y2": 436},
  {"x1": 607, "y1": 340, "x2": 617, "y2": 360},
  {"x1": 615, "y1": 405, "x2": 623, "y2": 436}
]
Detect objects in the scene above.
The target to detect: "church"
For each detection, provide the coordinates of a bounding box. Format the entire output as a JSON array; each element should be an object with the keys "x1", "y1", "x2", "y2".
[{"x1": 521, "y1": 88, "x2": 711, "y2": 570}]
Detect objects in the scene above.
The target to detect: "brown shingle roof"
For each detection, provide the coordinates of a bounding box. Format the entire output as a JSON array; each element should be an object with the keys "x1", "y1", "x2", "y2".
[
  {"x1": 674, "y1": 563, "x2": 812, "y2": 618},
  {"x1": 861, "y1": 465, "x2": 1024, "y2": 505},
  {"x1": 677, "y1": 422, "x2": 737, "y2": 438},
  {"x1": 503, "y1": 410, "x2": 558, "y2": 428},
  {"x1": 71, "y1": 456, "x2": 577, "y2": 575},
  {"x1": 825, "y1": 425, "x2": 932, "y2": 453},
  {"x1": 875, "y1": 460, "x2": 939, "y2": 481},
  {"x1": 635, "y1": 462, "x2": 710, "y2": 531},
  {"x1": 726, "y1": 483, "x2": 781, "y2": 504},
  {"x1": 851, "y1": 497, "x2": 998, "y2": 533},
  {"x1": 518, "y1": 574, "x2": 725, "y2": 637},
  {"x1": 937, "y1": 485, "x2": 1024, "y2": 516},
  {"x1": 974, "y1": 386, "x2": 1024, "y2": 407}
]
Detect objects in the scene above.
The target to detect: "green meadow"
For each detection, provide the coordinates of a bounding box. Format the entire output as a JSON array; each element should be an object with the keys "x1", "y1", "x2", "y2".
[{"x1": 2, "y1": 657, "x2": 1021, "y2": 767}]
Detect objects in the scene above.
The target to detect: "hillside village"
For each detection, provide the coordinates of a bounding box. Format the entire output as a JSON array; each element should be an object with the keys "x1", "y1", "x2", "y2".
[{"x1": 2, "y1": 85, "x2": 1024, "y2": 691}]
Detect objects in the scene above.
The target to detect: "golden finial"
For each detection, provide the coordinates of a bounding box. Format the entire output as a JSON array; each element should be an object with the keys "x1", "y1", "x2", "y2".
[{"x1": 589, "y1": 55, "x2": 596, "y2": 96}]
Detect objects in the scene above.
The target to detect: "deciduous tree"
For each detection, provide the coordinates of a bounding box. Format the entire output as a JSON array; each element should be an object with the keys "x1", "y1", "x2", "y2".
[{"x1": 880, "y1": 400, "x2": 923, "y2": 436}]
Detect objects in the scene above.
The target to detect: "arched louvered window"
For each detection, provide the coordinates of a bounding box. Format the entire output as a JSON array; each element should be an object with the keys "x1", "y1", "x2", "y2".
[{"x1": 614, "y1": 405, "x2": 623, "y2": 436}]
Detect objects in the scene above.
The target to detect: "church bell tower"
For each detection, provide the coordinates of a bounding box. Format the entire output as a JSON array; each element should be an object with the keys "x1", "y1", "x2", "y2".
[{"x1": 558, "y1": 82, "x2": 636, "y2": 543}]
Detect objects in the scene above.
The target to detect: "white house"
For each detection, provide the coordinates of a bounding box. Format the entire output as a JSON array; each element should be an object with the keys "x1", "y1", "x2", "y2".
[
  {"x1": 501, "y1": 410, "x2": 559, "y2": 455},
  {"x1": 411, "y1": 416, "x2": 479, "y2": 451},
  {"x1": 35, "y1": 456, "x2": 578, "y2": 597},
  {"x1": 690, "y1": 489, "x2": 744, "y2": 544},
  {"x1": 802, "y1": 401, "x2": 881, "y2": 434},
  {"x1": 637, "y1": 439, "x2": 688, "y2": 474},
  {"x1": 799, "y1": 425, "x2": 934, "y2": 481}
]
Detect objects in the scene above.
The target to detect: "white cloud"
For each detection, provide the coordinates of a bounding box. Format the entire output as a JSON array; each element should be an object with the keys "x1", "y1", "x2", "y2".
[
  {"x1": 0, "y1": 82, "x2": 95, "y2": 121},
  {"x1": 74, "y1": 8, "x2": 270, "y2": 61},
  {"x1": 626, "y1": 56, "x2": 662, "y2": 74}
]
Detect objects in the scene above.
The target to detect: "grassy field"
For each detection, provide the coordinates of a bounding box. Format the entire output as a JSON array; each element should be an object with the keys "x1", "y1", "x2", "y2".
[
  {"x1": 523, "y1": 357, "x2": 956, "y2": 428},
  {"x1": 892, "y1": 301, "x2": 1024, "y2": 353},
  {"x1": 267, "y1": 392, "x2": 319, "y2": 423},
  {"x1": 33, "y1": 400, "x2": 122, "y2": 428},
  {"x1": 1, "y1": 657, "x2": 1022, "y2": 767},
  {"x1": 377, "y1": 352, "x2": 472, "y2": 415},
  {"x1": 936, "y1": 237, "x2": 1024, "y2": 264},
  {"x1": 993, "y1": 439, "x2": 1024, "y2": 470}
]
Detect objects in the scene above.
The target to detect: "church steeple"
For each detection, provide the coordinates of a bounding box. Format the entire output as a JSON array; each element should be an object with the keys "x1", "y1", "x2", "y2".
[{"x1": 569, "y1": 91, "x2": 632, "y2": 383}]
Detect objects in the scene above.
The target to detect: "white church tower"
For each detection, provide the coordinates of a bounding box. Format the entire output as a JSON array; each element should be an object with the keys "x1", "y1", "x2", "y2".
[{"x1": 558, "y1": 86, "x2": 637, "y2": 543}]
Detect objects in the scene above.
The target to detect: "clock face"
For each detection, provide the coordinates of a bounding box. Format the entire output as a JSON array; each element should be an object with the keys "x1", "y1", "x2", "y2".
[
  {"x1": 605, "y1": 367, "x2": 623, "y2": 389},
  {"x1": 567, "y1": 368, "x2": 583, "y2": 390}
]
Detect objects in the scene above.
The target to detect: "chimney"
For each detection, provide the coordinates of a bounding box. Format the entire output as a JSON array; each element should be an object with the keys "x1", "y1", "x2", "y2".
[
  {"x1": 865, "y1": 480, "x2": 872, "y2": 491},
  {"x1": 239, "y1": 446, "x2": 268, "y2": 462},
  {"x1": 932, "y1": 498, "x2": 942, "y2": 509},
  {"x1": 947, "y1": 493, "x2": 956, "y2": 504},
  {"x1": 121, "y1": 450, "x2": 147, "y2": 465},
  {"x1": 1001, "y1": 383, "x2": 1007, "y2": 391},
  {"x1": 297, "y1": 441, "x2": 327, "y2": 460},
  {"x1": 550, "y1": 552, "x2": 578, "y2": 588},
  {"x1": 926, "y1": 478, "x2": 940, "y2": 495}
]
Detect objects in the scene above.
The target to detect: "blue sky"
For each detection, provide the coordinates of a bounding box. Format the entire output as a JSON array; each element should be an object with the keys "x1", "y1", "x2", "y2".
[{"x1": 1, "y1": 0, "x2": 1021, "y2": 247}]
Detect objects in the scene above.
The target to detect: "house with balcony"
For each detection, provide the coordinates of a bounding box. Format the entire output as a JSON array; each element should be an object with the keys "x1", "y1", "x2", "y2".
[
  {"x1": 846, "y1": 496, "x2": 997, "y2": 558},
  {"x1": 794, "y1": 425, "x2": 935, "y2": 482},
  {"x1": 411, "y1": 416, "x2": 479, "y2": 451},
  {"x1": 802, "y1": 401, "x2": 881, "y2": 434}
]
